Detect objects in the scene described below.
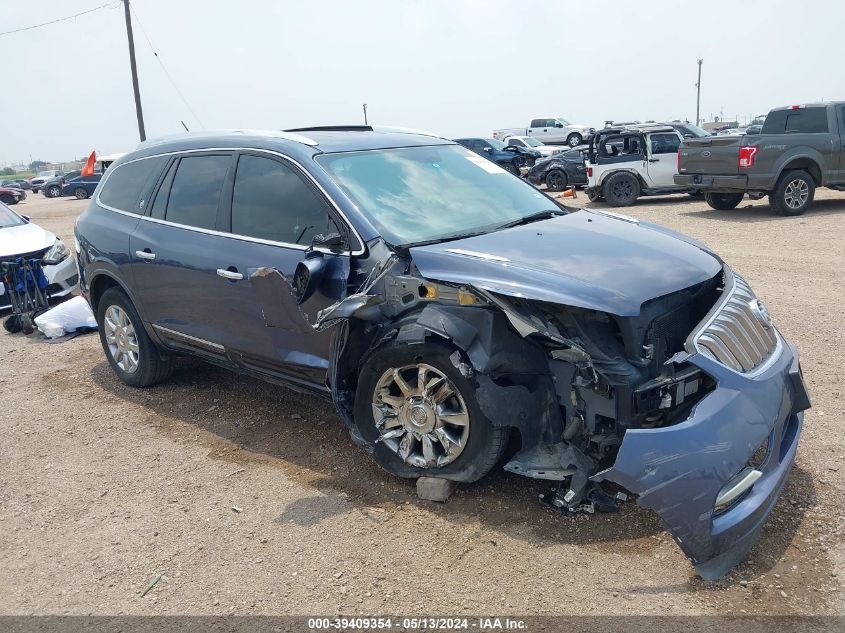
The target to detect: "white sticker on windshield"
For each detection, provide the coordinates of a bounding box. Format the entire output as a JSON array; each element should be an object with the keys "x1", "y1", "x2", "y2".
[{"x1": 465, "y1": 155, "x2": 508, "y2": 174}]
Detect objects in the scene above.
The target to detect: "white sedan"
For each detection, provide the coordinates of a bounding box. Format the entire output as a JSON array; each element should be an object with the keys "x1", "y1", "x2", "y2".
[
  {"x1": 504, "y1": 135, "x2": 565, "y2": 157},
  {"x1": 0, "y1": 202, "x2": 78, "y2": 311}
]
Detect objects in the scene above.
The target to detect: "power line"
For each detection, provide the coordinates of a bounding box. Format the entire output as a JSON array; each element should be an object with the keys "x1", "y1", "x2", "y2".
[
  {"x1": 0, "y1": 2, "x2": 120, "y2": 37},
  {"x1": 129, "y1": 2, "x2": 204, "y2": 128}
]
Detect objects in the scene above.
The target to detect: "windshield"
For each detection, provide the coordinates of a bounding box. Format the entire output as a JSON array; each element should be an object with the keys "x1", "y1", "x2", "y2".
[
  {"x1": 316, "y1": 145, "x2": 556, "y2": 246},
  {"x1": 520, "y1": 137, "x2": 542, "y2": 147},
  {"x1": 0, "y1": 203, "x2": 25, "y2": 228},
  {"x1": 487, "y1": 138, "x2": 507, "y2": 150},
  {"x1": 556, "y1": 118, "x2": 571, "y2": 126}
]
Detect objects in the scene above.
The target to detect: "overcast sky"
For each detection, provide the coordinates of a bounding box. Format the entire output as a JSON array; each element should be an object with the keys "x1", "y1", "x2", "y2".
[{"x1": 1, "y1": 0, "x2": 842, "y2": 165}]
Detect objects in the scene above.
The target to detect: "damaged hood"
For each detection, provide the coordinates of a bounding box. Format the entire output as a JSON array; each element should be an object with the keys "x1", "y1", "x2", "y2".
[{"x1": 409, "y1": 210, "x2": 721, "y2": 316}]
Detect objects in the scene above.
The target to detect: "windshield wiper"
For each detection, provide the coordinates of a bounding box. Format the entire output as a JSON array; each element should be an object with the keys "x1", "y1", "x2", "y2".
[{"x1": 491, "y1": 209, "x2": 564, "y2": 231}]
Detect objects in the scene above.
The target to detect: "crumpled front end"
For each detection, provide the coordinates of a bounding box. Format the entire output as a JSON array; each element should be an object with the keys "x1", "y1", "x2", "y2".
[{"x1": 593, "y1": 271, "x2": 810, "y2": 579}]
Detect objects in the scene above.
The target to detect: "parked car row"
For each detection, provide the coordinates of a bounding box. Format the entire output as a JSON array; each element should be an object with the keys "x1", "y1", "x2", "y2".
[{"x1": 494, "y1": 117, "x2": 596, "y2": 148}]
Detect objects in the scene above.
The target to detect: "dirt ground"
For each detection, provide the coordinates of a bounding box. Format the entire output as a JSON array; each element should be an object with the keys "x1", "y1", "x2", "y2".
[{"x1": 0, "y1": 187, "x2": 843, "y2": 617}]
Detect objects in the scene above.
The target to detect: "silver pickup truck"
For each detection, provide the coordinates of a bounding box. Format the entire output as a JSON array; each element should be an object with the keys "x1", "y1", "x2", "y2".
[{"x1": 675, "y1": 102, "x2": 845, "y2": 215}]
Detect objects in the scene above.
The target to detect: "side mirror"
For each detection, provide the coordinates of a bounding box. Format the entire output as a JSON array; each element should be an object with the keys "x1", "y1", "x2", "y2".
[
  {"x1": 292, "y1": 252, "x2": 326, "y2": 304},
  {"x1": 555, "y1": 122, "x2": 563, "y2": 128},
  {"x1": 482, "y1": 146, "x2": 492, "y2": 153},
  {"x1": 21, "y1": 215, "x2": 30, "y2": 222}
]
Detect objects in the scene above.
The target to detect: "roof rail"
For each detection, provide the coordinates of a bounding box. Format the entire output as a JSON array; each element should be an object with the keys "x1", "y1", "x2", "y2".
[
  {"x1": 284, "y1": 124, "x2": 445, "y2": 140},
  {"x1": 136, "y1": 129, "x2": 318, "y2": 150}
]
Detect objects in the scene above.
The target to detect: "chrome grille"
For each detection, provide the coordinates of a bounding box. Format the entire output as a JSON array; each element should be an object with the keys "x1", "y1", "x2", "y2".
[{"x1": 694, "y1": 274, "x2": 778, "y2": 373}]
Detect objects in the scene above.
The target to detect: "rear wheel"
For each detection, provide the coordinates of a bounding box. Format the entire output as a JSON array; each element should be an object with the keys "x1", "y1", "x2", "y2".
[
  {"x1": 770, "y1": 169, "x2": 814, "y2": 216},
  {"x1": 353, "y1": 342, "x2": 509, "y2": 482},
  {"x1": 602, "y1": 172, "x2": 640, "y2": 206},
  {"x1": 74, "y1": 187, "x2": 89, "y2": 200},
  {"x1": 97, "y1": 287, "x2": 174, "y2": 387},
  {"x1": 545, "y1": 169, "x2": 567, "y2": 192},
  {"x1": 704, "y1": 192, "x2": 744, "y2": 211}
]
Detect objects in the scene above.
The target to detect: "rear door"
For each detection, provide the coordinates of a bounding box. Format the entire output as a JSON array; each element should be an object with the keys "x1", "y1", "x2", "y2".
[
  {"x1": 645, "y1": 132, "x2": 683, "y2": 187},
  {"x1": 528, "y1": 119, "x2": 553, "y2": 141},
  {"x1": 219, "y1": 151, "x2": 351, "y2": 387},
  {"x1": 129, "y1": 152, "x2": 236, "y2": 359}
]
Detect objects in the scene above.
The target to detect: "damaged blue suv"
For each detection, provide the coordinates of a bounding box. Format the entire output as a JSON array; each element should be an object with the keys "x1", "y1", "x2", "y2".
[{"x1": 75, "y1": 126, "x2": 810, "y2": 579}]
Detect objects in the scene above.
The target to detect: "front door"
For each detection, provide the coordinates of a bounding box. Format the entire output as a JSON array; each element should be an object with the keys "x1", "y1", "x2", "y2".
[
  {"x1": 215, "y1": 151, "x2": 351, "y2": 388},
  {"x1": 645, "y1": 132, "x2": 682, "y2": 188},
  {"x1": 129, "y1": 152, "x2": 236, "y2": 358}
]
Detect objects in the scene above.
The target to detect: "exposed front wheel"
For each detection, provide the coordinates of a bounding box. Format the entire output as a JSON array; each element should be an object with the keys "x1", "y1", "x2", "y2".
[
  {"x1": 97, "y1": 287, "x2": 174, "y2": 387},
  {"x1": 46, "y1": 185, "x2": 61, "y2": 198},
  {"x1": 566, "y1": 133, "x2": 583, "y2": 147},
  {"x1": 770, "y1": 169, "x2": 815, "y2": 216},
  {"x1": 501, "y1": 162, "x2": 520, "y2": 176},
  {"x1": 545, "y1": 169, "x2": 567, "y2": 192},
  {"x1": 354, "y1": 342, "x2": 509, "y2": 482},
  {"x1": 602, "y1": 172, "x2": 640, "y2": 206},
  {"x1": 704, "y1": 192, "x2": 745, "y2": 211}
]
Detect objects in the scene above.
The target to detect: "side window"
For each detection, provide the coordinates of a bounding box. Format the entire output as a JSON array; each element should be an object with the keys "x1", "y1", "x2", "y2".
[
  {"x1": 164, "y1": 155, "x2": 231, "y2": 230},
  {"x1": 98, "y1": 157, "x2": 165, "y2": 214},
  {"x1": 150, "y1": 160, "x2": 177, "y2": 220},
  {"x1": 785, "y1": 107, "x2": 829, "y2": 133},
  {"x1": 650, "y1": 133, "x2": 681, "y2": 155},
  {"x1": 530, "y1": 119, "x2": 543, "y2": 128},
  {"x1": 761, "y1": 110, "x2": 787, "y2": 134},
  {"x1": 230, "y1": 154, "x2": 337, "y2": 246}
]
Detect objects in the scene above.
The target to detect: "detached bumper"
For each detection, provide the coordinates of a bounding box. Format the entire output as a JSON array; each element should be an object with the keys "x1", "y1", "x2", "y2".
[
  {"x1": 674, "y1": 174, "x2": 748, "y2": 192},
  {"x1": 594, "y1": 335, "x2": 809, "y2": 579}
]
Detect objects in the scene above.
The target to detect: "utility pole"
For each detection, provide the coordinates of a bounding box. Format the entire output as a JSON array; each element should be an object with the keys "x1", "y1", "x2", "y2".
[
  {"x1": 695, "y1": 59, "x2": 703, "y2": 126},
  {"x1": 363, "y1": 103, "x2": 368, "y2": 125},
  {"x1": 123, "y1": 0, "x2": 146, "y2": 141}
]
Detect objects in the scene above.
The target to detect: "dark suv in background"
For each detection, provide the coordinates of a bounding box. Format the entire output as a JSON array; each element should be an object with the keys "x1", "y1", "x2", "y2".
[{"x1": 75, "y1": 127, "x2": 808, "y2": 580}]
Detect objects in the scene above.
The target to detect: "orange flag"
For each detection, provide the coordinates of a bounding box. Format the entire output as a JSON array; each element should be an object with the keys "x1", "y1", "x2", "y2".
[{"x1": 81, "y1": 151, "x2": 96, "y2": 176}]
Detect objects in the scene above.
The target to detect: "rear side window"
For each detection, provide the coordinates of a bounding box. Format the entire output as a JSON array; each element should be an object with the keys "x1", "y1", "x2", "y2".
[
  {"x1": 230, "y1": 154, "x2": 336, "y2": 246},
  {"x1": 762, "y1": 107, "x2": 828, "y2": 134},
  {"x1": 99, "y1": 157, "x2": 164, "y2": 213},
  {"x1": 650, "y1": 133, "x2": 681, "y2": 154},
  {"x1": 530, "y1": 119, "x2": 544, "y2": 128},
  {"x1": 164, "y1": 155, "x2": 231, "y2": 230}
]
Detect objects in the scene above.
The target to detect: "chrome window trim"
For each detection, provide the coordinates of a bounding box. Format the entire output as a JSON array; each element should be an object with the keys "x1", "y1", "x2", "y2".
[{"x1": 95, "y1": 148, "x2": 366, "y2": 256}]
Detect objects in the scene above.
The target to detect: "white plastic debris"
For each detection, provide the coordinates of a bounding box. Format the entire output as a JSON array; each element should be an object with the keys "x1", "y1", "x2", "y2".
[{"x1": 34, "y1": 296, "x2": 98, "y2": 339}]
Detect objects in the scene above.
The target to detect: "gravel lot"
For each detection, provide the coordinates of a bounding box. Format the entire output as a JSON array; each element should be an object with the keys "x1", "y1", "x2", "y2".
[{"x1": 1, "y1": 188, "x2": 843, "y2": 616}]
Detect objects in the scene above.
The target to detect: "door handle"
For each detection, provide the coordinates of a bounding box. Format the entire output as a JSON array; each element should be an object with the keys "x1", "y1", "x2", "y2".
[
  {"x1": 216, "y1": 268, "x2": 243, "y2": 280},
  {"x1": 648, "y1": 158, "x2": 659, "y2": 163},
  {"x1": 135, "y1": 250, "x2": 156, "y2": 261}
]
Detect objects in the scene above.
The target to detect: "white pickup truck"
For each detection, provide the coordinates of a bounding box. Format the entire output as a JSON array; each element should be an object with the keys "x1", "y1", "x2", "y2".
[{"x1": 493, "y1": 117, "x2": 595, "y2": 147}]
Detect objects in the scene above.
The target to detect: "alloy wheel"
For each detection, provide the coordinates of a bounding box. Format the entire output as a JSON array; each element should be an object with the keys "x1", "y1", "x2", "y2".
[
  {"x1": 784, "y1": 179, "x2": 809, "y2": 209},
  {"x1": 103, "y1": 305, "x2": 140, "y2": 373},
  {"x1": 371, "y1": 364, "x2": 470, "y2": 468}
]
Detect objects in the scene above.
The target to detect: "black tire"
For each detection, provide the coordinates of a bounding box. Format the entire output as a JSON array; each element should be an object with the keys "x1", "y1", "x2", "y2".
[
  {"x1": 19, "y1": 314, "x2": 34, "y2": 335},
  {"x1": 500, "y1": 162, "x2": 519, "y2": 176},
  {"x1": 353, "y1": 341, "x2": 509, "y2": 483},
  {"x1": 46, "y1": 185, "x2": 61, "y2": 198},
  {"x1": 3, "y1": 315, "x2": 22, "y2": 333},
  {"x1": 545, "y1": 169, "x2": 568, "y2": 192},
  {"x1": 566, "y1": 133, "x2": 583, "y2": 147},
  {"x1": 587, "y1": 188, "x2": 601, "y2": 203},
  {"x1": 704, "y1": 192, "x2": 745, "y2": 211},
  {"x1": 96, "y1": 287, "x2": 174, "y2": 387},
  {"x1": 602, "y1": 171, "x2": 640, "y2": 206},
  {"x1": 769, "y1": 169, "x2": 815, "y2": 216},
  {"x1": 74, "y1": 187, "x2": 89, "y2": 200}
]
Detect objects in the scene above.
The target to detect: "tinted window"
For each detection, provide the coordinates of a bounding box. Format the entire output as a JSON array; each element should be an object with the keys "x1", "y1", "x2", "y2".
[
  {"x1": 230, "y1": 155, "x2": 335, "y2": 245},
  {"x1": 164, "y1": 155, "x2": 230, "y2": 230},
  {"x1": 785, "y1": 107, "x2": 828, "y2": 133},
  {"x1": 650, "y1": 133, "x2": 681, "y2": 154},
  {"x1": 150, "y1": 160, "x2": 177, "y2": 220},
  {"x1": 530, "y1": 119, "x2": 544, "y2": 128},
  {"x1": 763, "y1": 107, "x2": 829, "y2": 134},
  {"x1": 99, "y1": 157, "x2": 164, "y2": 213},
  {"x1": 507, "y1": 138, "x2": 524, "y2": 147}
]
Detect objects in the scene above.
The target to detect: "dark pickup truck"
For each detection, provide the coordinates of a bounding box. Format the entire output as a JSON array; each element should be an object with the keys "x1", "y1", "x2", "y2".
[{"x1": 675, "y1": 102, "x2": 845, "y2": 215}]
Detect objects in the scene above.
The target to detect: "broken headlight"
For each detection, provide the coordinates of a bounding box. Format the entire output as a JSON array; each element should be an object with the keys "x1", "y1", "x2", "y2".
[{"x1": 43, "y1": 238, "x2": 70, "y2": 265}]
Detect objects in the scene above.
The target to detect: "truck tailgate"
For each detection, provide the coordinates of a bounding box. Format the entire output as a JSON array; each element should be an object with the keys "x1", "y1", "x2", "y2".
[{"x1": 678, "y1": 136, "x2": 745, "y2": 175}]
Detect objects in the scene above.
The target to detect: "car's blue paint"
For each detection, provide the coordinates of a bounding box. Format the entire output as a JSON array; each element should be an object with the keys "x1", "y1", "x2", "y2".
[
  {"x1": 62, "y1": 174, "x2": 101, "y2": 197},
  {"x1": 75, "y1": 129, "x2": 807, "y2": 577},
  {"x1": 595, "y1": 338, "x2": 806, "y2": 579},
  {"x1": 409, "y1": 210, "x2": 722, "y2": 316}
]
